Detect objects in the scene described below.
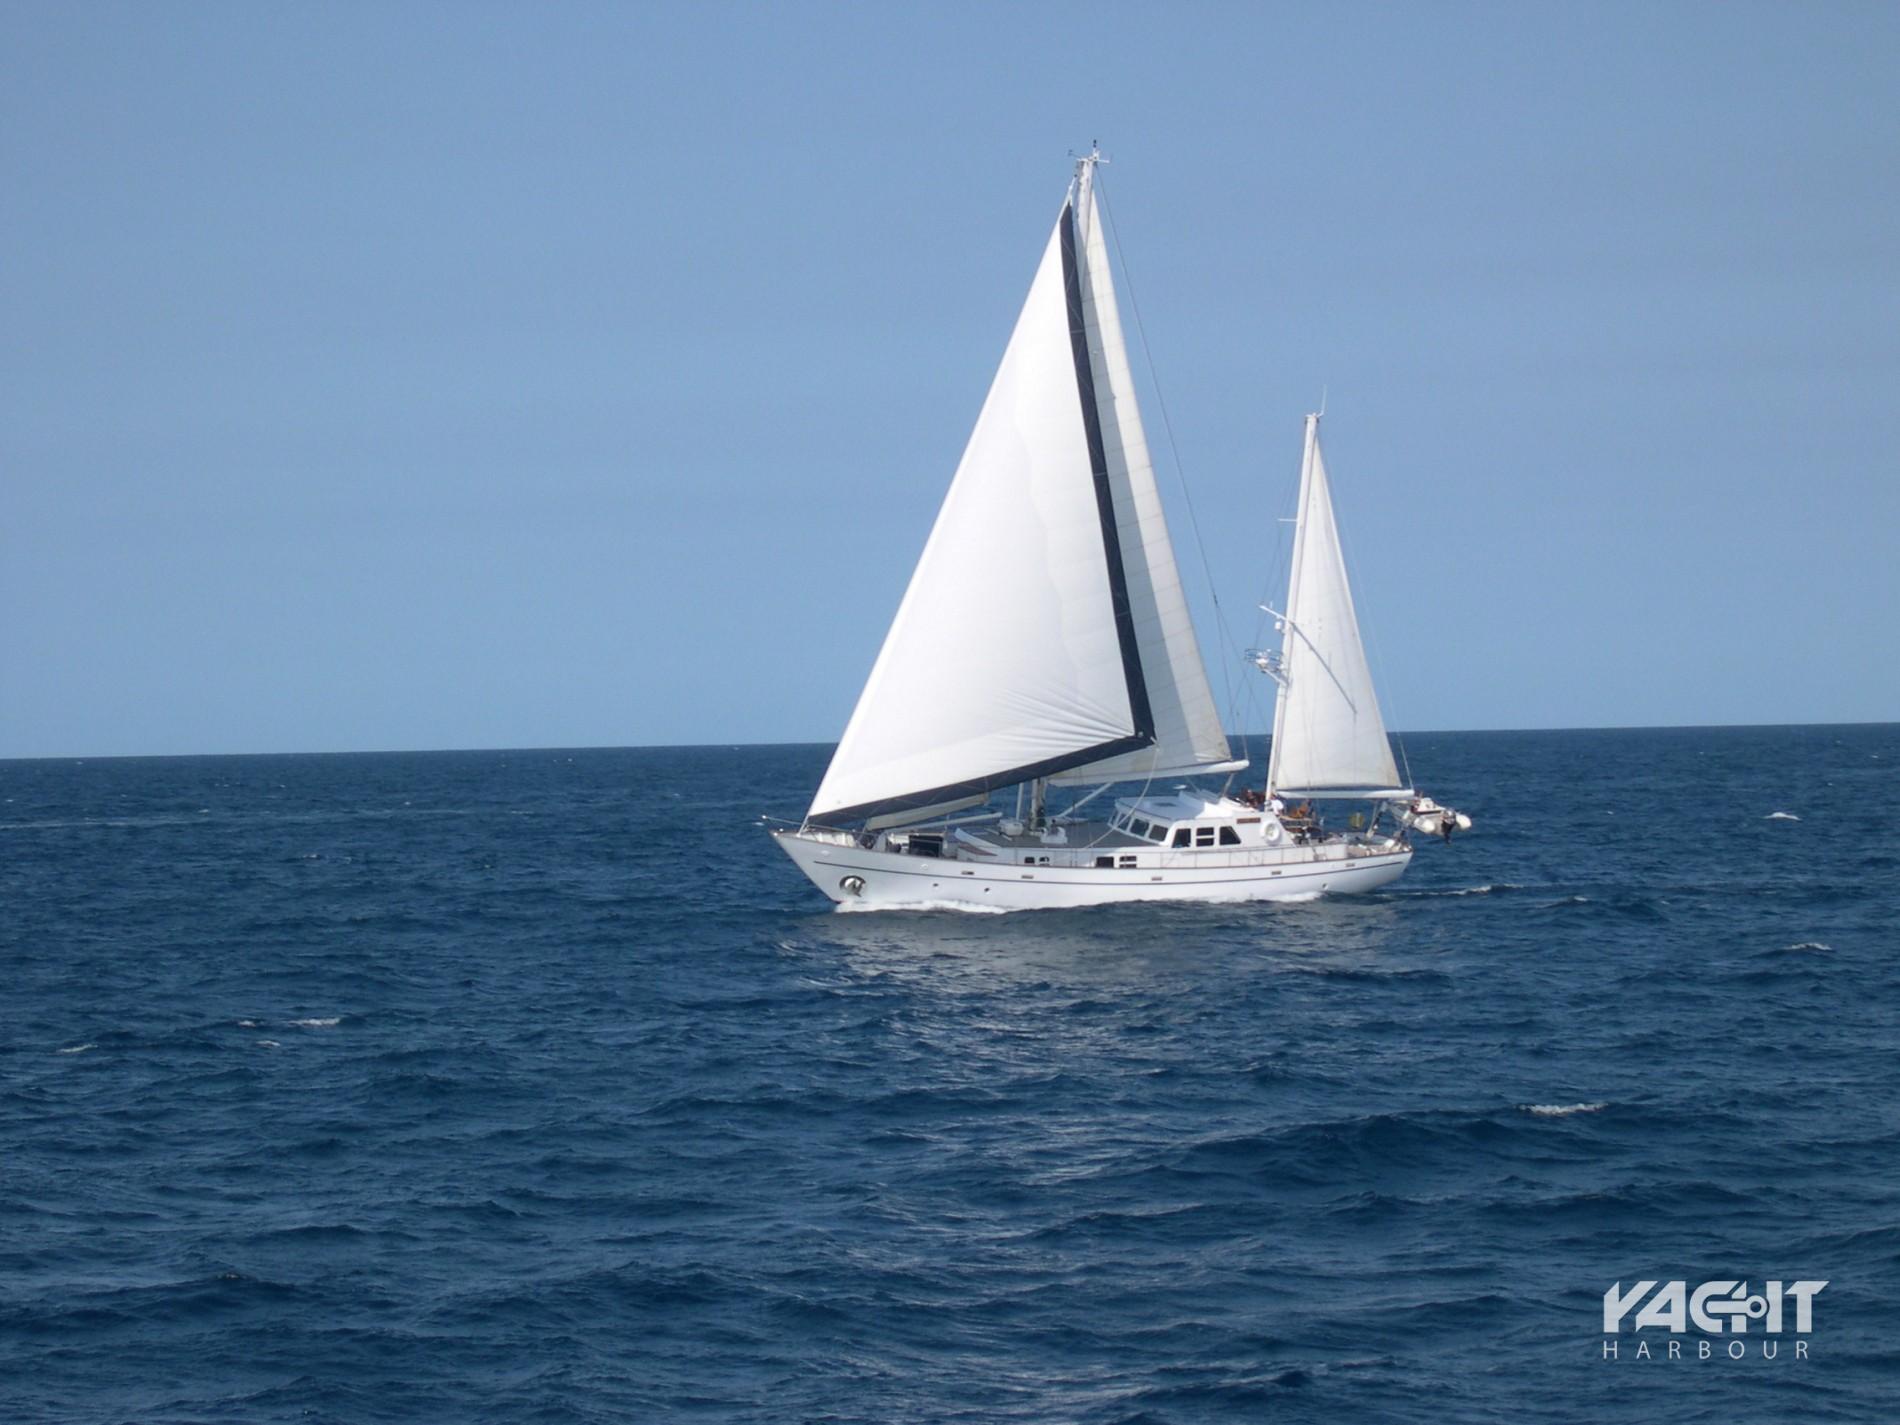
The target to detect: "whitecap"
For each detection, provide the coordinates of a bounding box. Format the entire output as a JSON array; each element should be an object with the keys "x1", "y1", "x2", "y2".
[
  {"x1": 834, "y1": 898, "x2": 1010, "y2": 915},
  {"x1": 289, "y1": 1016, "x2": 341, "y2": 1028},
  {"x1": 1782, "y1": 941, "x2": 1831, "y2": 952},
  {"x1": 57, "y1": 1043, "x2": 96, "y2": 1055},
  {"x1": 1765, "y1": 811, "x2": 1801, "y2": 821},
  {"x1": 1522, "y1": 1102, "x2": 1607, "y2": 1117},
  {"x1": 237, "y1": 1019, "x2": 258, "y2": 1028},
  {"x1": 257, "y1": 1039, "x2": 282, "y2": 1048}
]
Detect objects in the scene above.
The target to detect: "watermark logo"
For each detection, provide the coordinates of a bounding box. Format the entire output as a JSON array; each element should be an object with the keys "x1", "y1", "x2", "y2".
[{"x1": 1601, "y1": 1280, "x2": 1825, "y2": 1361}]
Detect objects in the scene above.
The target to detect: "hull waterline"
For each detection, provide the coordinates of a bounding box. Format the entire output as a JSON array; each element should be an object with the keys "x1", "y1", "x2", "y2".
[{"x1": 773, "y1": 829, "x2": 1411, "y2": 911}]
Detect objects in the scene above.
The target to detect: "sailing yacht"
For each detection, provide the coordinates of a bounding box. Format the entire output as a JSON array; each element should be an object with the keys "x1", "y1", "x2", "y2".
[{"x1": 773, "y1": 153, "x2": 1466, "y2": 910}]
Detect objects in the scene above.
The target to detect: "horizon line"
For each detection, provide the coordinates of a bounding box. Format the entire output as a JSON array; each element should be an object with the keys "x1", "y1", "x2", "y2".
[{"x1": 3, "y1": 717, "x2": 1894, "y2": 764}]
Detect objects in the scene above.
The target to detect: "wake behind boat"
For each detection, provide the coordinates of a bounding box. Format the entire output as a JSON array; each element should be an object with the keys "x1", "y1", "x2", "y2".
[{"x1": 774, "y1": 152, "x2": 1466, "y2": 910}]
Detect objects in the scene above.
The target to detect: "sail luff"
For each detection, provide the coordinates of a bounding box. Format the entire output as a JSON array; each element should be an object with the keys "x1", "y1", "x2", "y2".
[{"x1": 1060, "y1": 189, "x2": 1156, "y2": 746}]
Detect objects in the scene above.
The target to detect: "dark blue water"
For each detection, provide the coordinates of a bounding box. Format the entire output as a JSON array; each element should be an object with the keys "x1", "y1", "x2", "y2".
[{"x1": 4, "y1": 726, "x2": 1896, "y2": 1423}]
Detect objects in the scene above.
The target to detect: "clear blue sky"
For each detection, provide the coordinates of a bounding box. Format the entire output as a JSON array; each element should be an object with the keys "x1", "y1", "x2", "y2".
[{"x1": 4, "y1": 2, "x2": 1896, "y2": 758}]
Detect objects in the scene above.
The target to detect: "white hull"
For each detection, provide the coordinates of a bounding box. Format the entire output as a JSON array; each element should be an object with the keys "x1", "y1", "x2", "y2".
[{"x1": 773, "y1": 828, "x2": 1412, "y2": 911}]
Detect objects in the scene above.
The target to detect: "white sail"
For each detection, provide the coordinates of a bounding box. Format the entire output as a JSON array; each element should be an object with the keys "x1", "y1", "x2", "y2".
[
  {"x1": 1267, "y1": 415, "x2": 1407, "y2": 798},
  {"x1": 1049, "y1": 165, "x2": 1243, "y2": 787},
  {"x1": 807, "y1": 195, "x2": 1155, "y2": 827}
]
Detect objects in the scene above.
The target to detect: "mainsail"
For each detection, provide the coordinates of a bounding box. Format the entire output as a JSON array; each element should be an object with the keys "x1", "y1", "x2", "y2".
[
  {"x1": 1266, "y1": 415, "x2": 1408, "y2": 799},
  {"x1": 807, "y1": 159, "x2": 1237, "y2": 828},
  {"x1": 808, "y1": 187, "x2": 1150, "y2": 826}
]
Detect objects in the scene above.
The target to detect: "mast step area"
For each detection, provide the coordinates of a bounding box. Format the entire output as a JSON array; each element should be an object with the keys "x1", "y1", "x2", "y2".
[{"x1": 771, "y1": 827, "x2": 1411, "y2": 911}]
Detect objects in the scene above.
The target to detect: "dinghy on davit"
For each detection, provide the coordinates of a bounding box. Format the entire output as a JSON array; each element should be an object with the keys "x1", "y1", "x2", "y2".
[{"x1": 773, "y1": 151, "x2": 1467, "y2": 910}]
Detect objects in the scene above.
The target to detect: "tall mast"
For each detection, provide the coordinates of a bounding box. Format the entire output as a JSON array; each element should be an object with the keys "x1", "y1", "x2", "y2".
[
  {"x1": 1266, "y1": 412, "x2": 1320, "y2": 795},
  {"x1": 1072, "y1": 140, "x2": 1104, "y2": 214}
]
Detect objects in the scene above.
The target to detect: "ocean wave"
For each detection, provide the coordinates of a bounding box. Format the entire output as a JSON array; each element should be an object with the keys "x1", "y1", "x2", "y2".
[
  {"x1": 1275, "y1": 962, "x2": 1453, "y2": 985},
  {"x1": 56, "y1": 1043, "x2": 95, "y2": 1055},
  {"x1": 1152, "y1": 1108, "x2": 1525, "y2": 1190},
  {"x1": 1408, "y1": 882, "x2": 1523, "y2": 898},
  {"x1": 9, "y1": 732, "x2": 1897, "y2": 1424},
  {"x1": 1765, "y1": 810, "x2": 1801, "y2": 821},
  {"x1": 1520, "y1": 1102, "x2": 1607, "y2": 1117}
]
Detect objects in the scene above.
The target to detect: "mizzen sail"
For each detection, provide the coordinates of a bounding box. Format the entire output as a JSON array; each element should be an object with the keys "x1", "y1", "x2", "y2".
[{"x1": 1267, "y1": 415, "x2": 1407, "y2": 798}]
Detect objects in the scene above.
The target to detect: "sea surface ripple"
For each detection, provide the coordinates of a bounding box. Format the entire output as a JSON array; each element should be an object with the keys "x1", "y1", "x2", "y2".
[{"x1": 3, "y1": 726, "x2": 1897, "y2": 1422}]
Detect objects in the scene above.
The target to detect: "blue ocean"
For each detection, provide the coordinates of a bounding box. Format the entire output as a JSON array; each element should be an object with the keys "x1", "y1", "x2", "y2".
[{"x1": 3, "y1": 725, "x2": 1896, "y2": 1422}]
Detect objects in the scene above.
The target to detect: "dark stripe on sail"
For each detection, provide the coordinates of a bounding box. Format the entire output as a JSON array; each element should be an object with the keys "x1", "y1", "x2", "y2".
[
  {"x1": 1060, "y1": 199, "x2": 1155, "y2": 743},
  {"x1": 812, "y1": 732, "x2": 1158, "y2": 828}
]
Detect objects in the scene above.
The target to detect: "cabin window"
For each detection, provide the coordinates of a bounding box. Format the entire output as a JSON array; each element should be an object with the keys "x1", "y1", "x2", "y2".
[
  {"x1": 1194, "y1": 827, "x2": 1215, "y2": 847},
  {"x1": 1219, "y1": 826, "x2": 1241, "y2": 846},
  {"x1": 1130, "y1": 818, "x2": 1151, "y2": 838},
  {"x1": 1095, "y1": 855, "x2": 1114, "y2": 868},
  {"x1": 1118, "y1": 855, "x2": 1137, "y2": 868},
  {"x1": 1147, "y1": 825, "x2": 1167, "y2": 843},
  {"x1": 1172, "y1": 828, "x2": 1191, "y2": 848}
]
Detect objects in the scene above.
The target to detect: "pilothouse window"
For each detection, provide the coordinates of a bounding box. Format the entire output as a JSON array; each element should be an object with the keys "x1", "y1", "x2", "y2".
[
  {"x1": 1219, "y1": 826, "x2": 1241, "y2": 846},
  {"x1": 1172, "y1": 828, "x2": 1191, "y2": 848}
]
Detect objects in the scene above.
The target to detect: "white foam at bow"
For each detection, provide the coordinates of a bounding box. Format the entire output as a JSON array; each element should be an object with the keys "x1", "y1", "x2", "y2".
[{"x1": 834, "y1": 898, "x2": 1011, "y2": 915}]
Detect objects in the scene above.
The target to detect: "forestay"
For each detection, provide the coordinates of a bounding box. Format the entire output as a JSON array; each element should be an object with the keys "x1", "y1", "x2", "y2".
[{"x1": 1267, "y1": 416, "x2": 1408, "y2": 798}]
